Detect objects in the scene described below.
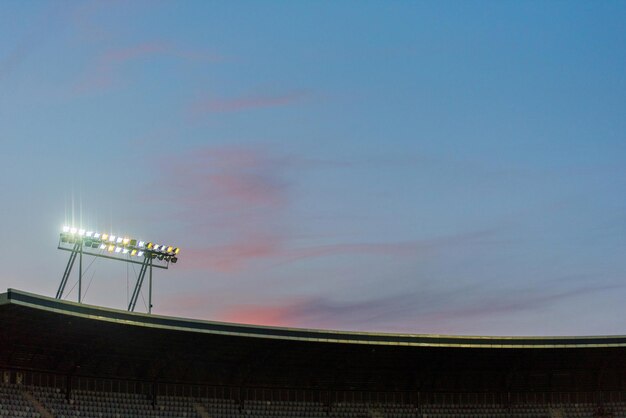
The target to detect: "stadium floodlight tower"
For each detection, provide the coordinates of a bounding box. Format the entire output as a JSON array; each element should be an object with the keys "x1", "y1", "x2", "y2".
[{"x1": 56, "y1": 226, "x2": 180, "y2": 313}]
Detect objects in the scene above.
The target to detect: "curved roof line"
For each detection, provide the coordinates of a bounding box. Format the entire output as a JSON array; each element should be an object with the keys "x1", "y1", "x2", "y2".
[{"x1": 3, "y1": 288, "x2": 626, "y2": 349}]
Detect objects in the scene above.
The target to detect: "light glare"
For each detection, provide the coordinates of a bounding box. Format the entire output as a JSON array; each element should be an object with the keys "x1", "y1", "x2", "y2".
[{"x1": 59, "y1": 226, "x2": 180, "y2": 264}]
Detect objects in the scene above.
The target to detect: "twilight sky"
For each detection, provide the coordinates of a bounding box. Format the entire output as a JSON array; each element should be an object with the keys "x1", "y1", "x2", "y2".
[{"x1": 1, "y1": 0, "x2": 625, "y2": 336}]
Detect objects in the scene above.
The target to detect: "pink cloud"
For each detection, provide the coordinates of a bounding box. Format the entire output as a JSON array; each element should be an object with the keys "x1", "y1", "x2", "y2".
[
  {"x1": 72, "y1": 42, "x2": 166, "y2": 94},
  {"x1": 145, "y1": 145, "x2": 500, "y2": 272},
  {"x1": 176, "y1": 222, "x2": 493, "y2": 274},
  {"x1": 190, "y1": 91, "x2": 308, "y2": 114},
  {"x1": 182, "y1": 236, "x2": 284, "y2": 272},
  {"x1": 220, "y1": 303, "x2": 303, "y2": 327},
  {"x1": 73, "y1": 42, "x2": 222, "y2": 95},
  {"x1": 163, "y1": 145, "x2": 288, "y2": 210},
  {"x1": 182, "y1": 230, "x2": 491, "y2": 273},
  {"x1": 102, "y1": 43, "x2": 168, "y2": 62},
  {"x1": 148, "y1": 145, "x2": 293, "y2": 271}
]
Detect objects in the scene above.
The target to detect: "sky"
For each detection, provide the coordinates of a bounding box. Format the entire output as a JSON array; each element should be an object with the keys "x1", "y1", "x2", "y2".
[{"x1": 1, "y1": 0, "x2": 625, "y2": 336}]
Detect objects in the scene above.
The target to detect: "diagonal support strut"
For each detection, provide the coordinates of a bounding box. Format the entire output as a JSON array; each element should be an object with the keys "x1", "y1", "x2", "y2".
[
  {"x1": 128, "y1": 257, "x2": 153, "y2": 312},
  {"x1": 56, "y1": 242, "x2": 80, "y2": 299}
]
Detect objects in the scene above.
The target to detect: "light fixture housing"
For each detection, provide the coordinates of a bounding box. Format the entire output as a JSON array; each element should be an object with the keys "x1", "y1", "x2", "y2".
[{"x1": 59, "y1": 226, "x2": 180, "y2": 265}]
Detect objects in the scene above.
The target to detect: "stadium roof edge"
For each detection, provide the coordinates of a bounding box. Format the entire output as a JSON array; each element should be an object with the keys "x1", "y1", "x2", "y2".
[{"x1": 3, "y1": 288, "x2": 626, "y2": 349}]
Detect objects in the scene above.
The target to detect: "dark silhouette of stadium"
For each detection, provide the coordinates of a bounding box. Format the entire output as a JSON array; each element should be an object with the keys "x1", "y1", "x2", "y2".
[{"x1": 1, "y1": 288, "x2": 625, "y2": 418}]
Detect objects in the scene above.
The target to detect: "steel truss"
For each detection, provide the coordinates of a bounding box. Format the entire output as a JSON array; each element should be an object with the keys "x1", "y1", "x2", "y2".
[{"x1": 56, "y1": 242, "x2": 166, "y2": 313}]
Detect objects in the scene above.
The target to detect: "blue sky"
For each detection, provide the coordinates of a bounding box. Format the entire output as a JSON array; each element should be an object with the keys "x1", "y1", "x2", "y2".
[{"x1": 1, "y1": 0, "x2": 625, "y2": 335}]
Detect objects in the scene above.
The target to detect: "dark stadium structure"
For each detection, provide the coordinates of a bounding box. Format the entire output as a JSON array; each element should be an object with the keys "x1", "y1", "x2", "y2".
[{"x1": 2, "y1": 288, "x2": 626, "y2": 417}]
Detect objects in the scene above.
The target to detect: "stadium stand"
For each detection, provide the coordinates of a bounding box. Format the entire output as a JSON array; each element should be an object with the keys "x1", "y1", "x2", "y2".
[
  {"x1": 201, "y1": 397, "x2": 240, "y2": 418},
  {"x1": 420, "y1": 403, "x2": 509, "y2": 417},
  {"x1": 29, "y1": 386, "x2": 198, "y2": 418},
  {"x1": 3, "y1": 289, "x2": 626, "y2": 418},
  {"x1": 4, "y1": 379, "x2": 626, "y2": 417},
  {"x1": 0, "y1": 383, "x2": 41, "y2": 418},
  {"x1": 243, "y1": 400, "x2": 327, "y2": 418}
]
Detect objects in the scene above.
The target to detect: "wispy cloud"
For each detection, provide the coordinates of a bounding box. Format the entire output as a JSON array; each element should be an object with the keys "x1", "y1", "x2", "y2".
[
  {"x1": 73, "y1": 42, "x2": 222, "y2": 95},
  {"x1": 189, "y1": 91, "x2": 309, "y2": 115},
  {"x1": 279, "y1": 229, "x2": 497, "y2": 265},
  {"x1": 145, "y1": 145, "x2": 500, "y2": 272},
  {"x1": 181, "y1": 230, "x2": 494, "y2": 273},
  {"x1": 417, "y1": 283, "x2": 625, "y2": 327},
  {"x1": 216, "y1": 282, "x2": 624, "y2": 333},
  {"x1": 150, "y1": 145, "x2": 293, "y2": 271}
]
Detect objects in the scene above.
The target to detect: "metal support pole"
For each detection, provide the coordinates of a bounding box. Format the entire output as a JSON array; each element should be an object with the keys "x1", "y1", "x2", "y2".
[
  {"x1": 148, "y1": 258, "x2": 153, "y2": 314},
  {"x1": 78, "y1": 243, "x2": 83, "y2": 303},
  {"x1": 128, "y1": 257, "x2": 150, "y2": 312},
  {"x1": 56, "y1": 242, "x2": 80, "y2": 299}
]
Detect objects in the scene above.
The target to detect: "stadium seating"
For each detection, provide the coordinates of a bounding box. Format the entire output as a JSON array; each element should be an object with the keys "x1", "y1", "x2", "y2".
[
  {"x1": 420, "y1": 403, "x2": 510, "y2": 418},
  {"x1": 5, "y1": 380, "x2": 626, "y2": 418},
  {"x1": 375, "y1": 403, "x2": 417, "y2": 418},
  {"x1": 243, "y1": 400, "x2": 327, "y2": 418},
  {"x1": 30, "y1": 385, "x2": 200, "y2": 418},
  {"x1": 0, "y1": 383, "x2": 41, "y2": 418},
  {"x1": 201, "y1": 397, "x2": 240, "y2": 418}
]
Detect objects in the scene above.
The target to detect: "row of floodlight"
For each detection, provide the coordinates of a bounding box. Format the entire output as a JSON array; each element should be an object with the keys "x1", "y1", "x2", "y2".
[{"x1": 61, "y1": 226, "x2": 180, "y2": 263}]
